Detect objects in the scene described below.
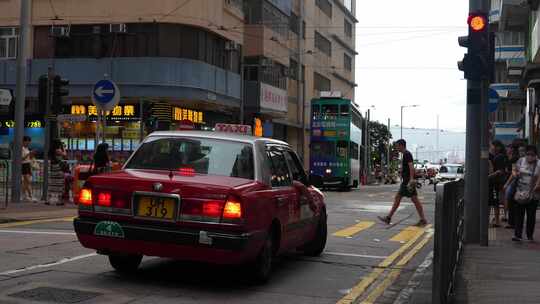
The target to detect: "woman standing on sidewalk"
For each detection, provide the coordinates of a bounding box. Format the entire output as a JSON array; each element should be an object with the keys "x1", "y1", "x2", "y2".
[
  {"x1": 488, "y1": 140, "x2": 507, "y2": 227},
  {"x1": 47, "y1": 139, "x2": 67, "y2": 205},
  {"x1": 509, "y1": 145, "x2": 540, "y2": 242},
  {"x1": 21, "y1": 136, "x2": 36, "y2": 202}
]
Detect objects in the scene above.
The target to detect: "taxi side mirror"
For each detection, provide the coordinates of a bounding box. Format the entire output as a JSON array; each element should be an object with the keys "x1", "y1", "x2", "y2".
[{"x1": 308, "y1": 174, "x2": 323, "y2": 188}]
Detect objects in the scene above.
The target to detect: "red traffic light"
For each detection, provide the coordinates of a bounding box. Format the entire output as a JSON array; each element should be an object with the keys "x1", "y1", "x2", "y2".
[{"x1": 468, "y1": 14, "x2": 487, "y2": 32}]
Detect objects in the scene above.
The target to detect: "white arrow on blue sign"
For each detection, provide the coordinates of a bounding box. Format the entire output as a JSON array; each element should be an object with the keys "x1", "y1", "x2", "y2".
[
  {"x1": 92, "y1": 79, "x2": 120, "y2": 111},
  {"x1": 488, "y1": 88, "x2": 499, "y2": 113}
]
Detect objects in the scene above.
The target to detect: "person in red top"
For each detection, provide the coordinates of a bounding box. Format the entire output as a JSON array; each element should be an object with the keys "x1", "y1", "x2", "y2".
[{"x1": 378, "y1": 139, "x2": 428, "y2": 227}]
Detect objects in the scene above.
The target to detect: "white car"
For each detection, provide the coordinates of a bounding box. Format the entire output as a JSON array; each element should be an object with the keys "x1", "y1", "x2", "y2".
[{"x1": 435, "y1": 164, "x2": 464, "y2": 182}]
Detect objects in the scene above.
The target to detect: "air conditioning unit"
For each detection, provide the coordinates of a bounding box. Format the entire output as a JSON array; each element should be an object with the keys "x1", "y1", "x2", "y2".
[
  {"x1": 109, "y1": 24, "x2": 127, "y2": 34},
  {"x1": 50, "y1": 25, "x2": 70, "y2": 38}
]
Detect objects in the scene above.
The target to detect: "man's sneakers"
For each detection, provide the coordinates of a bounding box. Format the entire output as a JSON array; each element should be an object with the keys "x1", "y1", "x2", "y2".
[
  {"x1": 378, "y1": 216, "x2": 428, "y2": 227},
  {"x1": 415, "y1": 219, "x2": 428, "y2": 227},
  {"x1": 512, "y1": 236, "x2": 522, "y2": 242},
  {"x1": 377, "y1": 216, "x2": 391, "y2": 225}
]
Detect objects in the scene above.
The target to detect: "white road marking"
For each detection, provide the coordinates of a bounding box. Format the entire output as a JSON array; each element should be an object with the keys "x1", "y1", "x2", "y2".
[
  {"x1": 0, "y1": 229, "x2": 76, "y2": 236},
  {"x1": 324, "y1": 252, "x2": 388, "y2": 259},
  {"x1": 0, "y1": 253, "x2": 98, "y2": 276}
]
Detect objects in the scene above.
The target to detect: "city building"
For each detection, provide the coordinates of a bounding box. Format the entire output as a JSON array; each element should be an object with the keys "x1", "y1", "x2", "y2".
[
  {"x1": 489, "y1": 0, "x2": 528, "y2": 145},
  {"x1": 0, "y1": 0, "x2": 356, "y2": 164},
  {"x1": 522, "y1": 0, "x2": 540, "y2": 147}
]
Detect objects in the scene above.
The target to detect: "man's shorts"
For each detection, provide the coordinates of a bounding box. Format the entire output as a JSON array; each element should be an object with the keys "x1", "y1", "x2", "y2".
[{"x1": 398, "y1": 182, "x2": 417, "y2": 198}]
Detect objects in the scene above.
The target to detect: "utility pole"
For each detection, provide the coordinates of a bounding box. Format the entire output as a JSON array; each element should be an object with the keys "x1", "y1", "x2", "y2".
[
  {"x1": 366, "y1": 109, "x2": 371, "y2": 182},
  {"x1": 297, "y1": 0, "x2": 305, "y2": 161},
  {"x1": 41, "y1": 68, "x2": 53, "y2": 202},
  {"x1": 387, "y1": 118, "x2": 391, "y2": 169},
  {"x1": 436, "y1": 115, "x2": 440, "y2": 163},
  {"x1": 11, "y1": 0, "x2": 32, "y2": 204}
]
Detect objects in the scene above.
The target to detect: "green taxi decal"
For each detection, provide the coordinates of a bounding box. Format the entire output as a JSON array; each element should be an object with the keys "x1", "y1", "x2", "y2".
[{"x1": 94, "y1": 221, "x2": 125, "y2": 238}]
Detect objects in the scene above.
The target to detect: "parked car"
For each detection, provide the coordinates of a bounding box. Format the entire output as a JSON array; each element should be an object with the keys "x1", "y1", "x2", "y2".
[{"x1": 73, "y1": 131, "x2": 327, "y2": 282}]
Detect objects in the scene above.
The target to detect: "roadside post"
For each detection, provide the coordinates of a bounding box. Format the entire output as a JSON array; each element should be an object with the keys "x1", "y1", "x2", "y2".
[{"x1": 91, "y1": 79, "x2": 120, "y2": 145}]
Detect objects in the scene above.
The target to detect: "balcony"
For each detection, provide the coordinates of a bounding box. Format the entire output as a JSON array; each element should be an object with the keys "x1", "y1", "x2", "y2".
[
  {"x1": 0, "y1": 57, "x2": 241, "y2": 105},
  {"x1": 490, "y1": 0, "x2": 501, "y2": 23},
  {"x1": 499, "y1": 0, "x2": 528, "y2": 31},
  {"x1": 495, "y1": 45, "x2": 525, "y2": 62},
  {"x1": 490, "y1": 83, "x2": 520, "y2": 98}
]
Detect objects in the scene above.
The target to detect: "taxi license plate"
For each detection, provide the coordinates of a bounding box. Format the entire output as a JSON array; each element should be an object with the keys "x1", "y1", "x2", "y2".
[{"x1": 135, "y1": 195, "x2": 177, "y2": 220}]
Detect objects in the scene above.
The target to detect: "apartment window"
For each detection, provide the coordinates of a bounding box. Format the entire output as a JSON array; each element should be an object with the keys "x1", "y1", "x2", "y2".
[
  {"x1": 262, "y1": 1, "x2": 289, "y2": 38},
  {"x1": 225, "y1": 0, "x2": 243, "y2": 11},
  {"x1": 344, "y1": 20, "x2": 353, "y2": 39},
  {"x1": 315, "y1": 31, "x2": 332, "y2": 57},
  {"x1": 289, "y1": 58, "x2": 298, "y2": 80},
  {"x1": 314, "y1": 72, "x2": 331, "y2": 91},
  {"x1": 0, "y1": 27, "x2": 18, "y2": 59},
  {"x1": 302, "y1": 21, "x2": 306, "y2": 39},
  {"x1": 344, "y1": 0, "x2": 354, "y2": 12},
  {"x1": 316, "y1": 0, "x2": 333, "y2": 18},
  {"x1": 290, "y1": 12, "x2": 300, "y2": 35},
  {"x1": 496, "y1": 31, "x2": 525, "y2": 45},
  {"x1": 344, "y1": 53, "x2": 352, "y2": 71}
]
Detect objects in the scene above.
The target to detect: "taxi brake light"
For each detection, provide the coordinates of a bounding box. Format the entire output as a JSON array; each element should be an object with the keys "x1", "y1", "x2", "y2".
[
  {"x1": 79, "y1": 189, "x2": 93, "y2": 205},
  {"x1": 223, "y1": 199, "x2": 242, "y2": 219},
  {"x1": 97, "y1": 192, "x2": 112, "y2": 207},
  {"x1": 203, "y1": 201, "x2": 223, "y2": 218},
  {"x1": 178, "y1": 167, "x2": 196, "y2": 177}
]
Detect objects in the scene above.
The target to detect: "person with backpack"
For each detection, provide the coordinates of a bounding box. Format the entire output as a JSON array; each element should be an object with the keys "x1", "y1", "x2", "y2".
[{"x1": 506, "y1": 145, "x2": 540, "y2": 242}]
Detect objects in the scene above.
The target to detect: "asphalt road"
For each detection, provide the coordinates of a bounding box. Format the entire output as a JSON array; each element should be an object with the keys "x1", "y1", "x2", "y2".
[{"x1": 0, "y1": 183, "x2": 435, "y2": 304}]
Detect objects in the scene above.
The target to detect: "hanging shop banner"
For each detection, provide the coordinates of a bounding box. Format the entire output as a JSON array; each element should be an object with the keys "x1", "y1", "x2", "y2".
[
  {"x1": 260, "y1": 83, "x2": 287, "y2": 113},
  {"x1": 70, "y1": 104, "x2": 139, "y2": 121}
]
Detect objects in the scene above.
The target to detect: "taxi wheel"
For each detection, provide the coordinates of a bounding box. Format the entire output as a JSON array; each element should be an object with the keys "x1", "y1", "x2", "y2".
[
  {"x1": 108, "y1": 254, "x2": 143, "y2": 273},
  {"x1": 252, "y1": 232, "x2": 274, "y2": 283},
  {"x1": 302, "y1": 212, "x2": 327, "y2": 257}
]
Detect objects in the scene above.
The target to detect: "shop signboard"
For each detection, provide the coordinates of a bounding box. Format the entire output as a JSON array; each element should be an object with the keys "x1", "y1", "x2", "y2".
[
  {"x1": 173, "y1": 107, "x2": 204, "y2": 124},
  {"x1": 215, "y1": 123, "x2": 252, "y2": 135},
  {"x1": 70, "y1": 104, "x2": 139, "y2": 121},
  {"x1": 57, "y1": 114, "x2": 87, "y2": 122},
  {"x1": 260, "y1": 83, "x2": 287, "y2": 113}
]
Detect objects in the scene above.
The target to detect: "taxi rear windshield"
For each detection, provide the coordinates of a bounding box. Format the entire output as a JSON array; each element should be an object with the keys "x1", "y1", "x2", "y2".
[{"x1": 125, "y1": 137, "x2": 254, "y2": 179}]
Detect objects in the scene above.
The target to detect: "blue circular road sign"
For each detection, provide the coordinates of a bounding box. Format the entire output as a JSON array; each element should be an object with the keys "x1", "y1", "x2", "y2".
[{"x1": 92, "y1": 79, "x2": 120, "y2": 111}]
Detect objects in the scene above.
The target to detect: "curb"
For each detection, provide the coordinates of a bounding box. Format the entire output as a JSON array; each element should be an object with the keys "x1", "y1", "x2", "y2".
[{"x1": 393, "y1": 251, "x2": 434, "y2": 304}]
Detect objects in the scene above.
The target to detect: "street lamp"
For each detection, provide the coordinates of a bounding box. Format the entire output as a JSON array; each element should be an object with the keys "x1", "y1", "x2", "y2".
[{"x1": 400, "y1": 105, "x2": 420, "y2": 139}]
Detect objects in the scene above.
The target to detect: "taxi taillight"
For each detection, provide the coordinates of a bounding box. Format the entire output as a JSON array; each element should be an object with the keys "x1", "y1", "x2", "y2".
[
  {"x1": 223, "y1": 199, "x2": 242, "y2": 219},
  {"x1": 97, "y1": 192, "x2": 112, "y2": 207},
  {"x1": 79, "y1": 189, "x2": 93, "y2": 206}
]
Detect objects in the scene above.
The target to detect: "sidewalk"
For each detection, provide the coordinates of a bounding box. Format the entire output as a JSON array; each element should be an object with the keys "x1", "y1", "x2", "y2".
[
  {"x1": 454, "y1": 219, "x2": 540, "y2": 304},
  {"x1": 0, "y1": 200, "x2": 77, "y2": 223},
  {"x1": 405, "y1": 212, "x2": 540, "y2": 304}
]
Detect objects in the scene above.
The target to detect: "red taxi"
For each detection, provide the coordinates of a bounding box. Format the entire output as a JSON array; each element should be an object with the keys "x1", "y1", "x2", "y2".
[{"x1": 74, "y1": 131, "x2": 327, "y2": 282}]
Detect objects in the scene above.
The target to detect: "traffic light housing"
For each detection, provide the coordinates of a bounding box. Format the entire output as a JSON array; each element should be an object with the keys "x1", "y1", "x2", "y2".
[
  {"x1": 52, "y1": 75, "x2": 69, "y2": 114},
  {"x1": 458, "y1": 12, "x2": 492, "y2": 81}
]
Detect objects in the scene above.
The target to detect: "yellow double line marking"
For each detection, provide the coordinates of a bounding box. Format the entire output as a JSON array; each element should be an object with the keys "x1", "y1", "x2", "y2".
[
  {"x1": 0, "y1": 217, "x2": 75, "y2": 229},
  {"x1": 333, "y1": 221, "x2": 375, "y2": 238},
  {"x1": 337, "y1": 225, "x2": 432, "y2": 304}
]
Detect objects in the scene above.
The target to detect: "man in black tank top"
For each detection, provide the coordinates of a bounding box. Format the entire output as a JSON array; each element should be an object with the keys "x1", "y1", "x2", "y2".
[{"x1": 378, "y1": 139, "x2": 427, "y2": 226}]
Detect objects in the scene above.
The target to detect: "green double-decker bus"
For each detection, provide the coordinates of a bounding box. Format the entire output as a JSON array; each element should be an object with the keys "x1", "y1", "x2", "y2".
[{"x1": 310, "y1": 95, "x2": 362, "y2": 190}]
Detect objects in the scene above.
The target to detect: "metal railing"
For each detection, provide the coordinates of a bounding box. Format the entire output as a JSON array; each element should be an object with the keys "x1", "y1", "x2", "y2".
[
  {"x1": 0, "y1": 159, "x2": 79, "y2": 206},
  {"x1": 432, "y1": 179, "x2": 465, "y2": 304}
]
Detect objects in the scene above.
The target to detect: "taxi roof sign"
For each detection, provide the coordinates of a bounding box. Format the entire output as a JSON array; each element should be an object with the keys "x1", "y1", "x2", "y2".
[{"x1": 215, "y1": 123, "x2": 252, "y2": 135}]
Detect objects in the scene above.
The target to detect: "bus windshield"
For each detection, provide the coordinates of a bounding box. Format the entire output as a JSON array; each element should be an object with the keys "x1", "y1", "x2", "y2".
[{"x1": 311, "y1": 141, "x2": 335, "y2": 157}]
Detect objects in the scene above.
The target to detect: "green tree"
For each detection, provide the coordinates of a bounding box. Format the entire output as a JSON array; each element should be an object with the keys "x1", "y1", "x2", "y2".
[{"x1": 368, "y1": 121, "x2": 392, "y2": 165}]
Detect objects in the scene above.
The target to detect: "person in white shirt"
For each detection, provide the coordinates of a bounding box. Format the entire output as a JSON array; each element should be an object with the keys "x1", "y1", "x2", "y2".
[{"x1": 21, "y1": 136, "x2": 35, "y2": 201}]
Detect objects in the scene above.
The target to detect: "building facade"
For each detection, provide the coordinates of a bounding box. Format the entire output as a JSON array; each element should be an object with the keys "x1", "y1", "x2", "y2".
[
  {"x1": 489, "y1": 0, "x2": 528, "y2": 145},
  {"x1": 0, "y1": 0, "x2": 356, "y2": 164}
]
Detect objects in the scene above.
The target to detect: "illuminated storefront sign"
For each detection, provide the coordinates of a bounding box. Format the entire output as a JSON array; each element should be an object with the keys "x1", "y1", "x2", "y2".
[
  {"x1": 0, "y1": 120, "x2": 43, "y2": 128},
  {"x1": 173, "y1": 107, "x2": 204, "y2": 124},
  {"x1": 70, "y1": 105, "x2": 138, "y2": 121}
]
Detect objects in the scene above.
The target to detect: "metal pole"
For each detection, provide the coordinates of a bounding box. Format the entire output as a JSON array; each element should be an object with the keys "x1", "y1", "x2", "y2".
[
  {"x1": 400, "y1": 106, "x2": 403, "y2": 139},
  {"x1": 367, "y1": 109, "x2": 371, "y2": 182},
  {"x1": 11, "y1": 0, "x2": 32, "y2": 203},
  {"x1": 139, "y1": 99, "x2": 144, "y2": 141},
  {"x1": 479, "y1": 80, "x2": 489, "y2": 246},
  {"x1": 387, "y1": 118, "x2": 391, "y2": 170},
  {"x1": 464, "y1": 0, "x2": 490, "y2": 244},
  {"x1": 436, "y1": 114, "x2": 440, "y2": 163},
  {"x1": 41, "y1": 68, "x2": 53, "y2": 201},
  {"x1": 297, "y1": 0, "x2": 305, "y2": 161},
  {"x1": 240, "y1": 61, "x2": 245, "y2": 125}
]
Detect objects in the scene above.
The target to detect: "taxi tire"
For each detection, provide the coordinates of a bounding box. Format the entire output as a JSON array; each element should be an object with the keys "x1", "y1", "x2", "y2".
[
  {"x1": 108, "y1": 254, "x2": 143, "y2": 273},
  {"x1": 251, "y1": 232, "x2": 274, "y2": 283},
  {"x1": 302, "y1": 212, "x2": 327, "y2": 257}
]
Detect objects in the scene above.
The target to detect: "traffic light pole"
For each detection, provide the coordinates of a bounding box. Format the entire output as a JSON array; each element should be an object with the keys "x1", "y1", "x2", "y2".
[
  {"x1": 463, "y1": 0, "x2": 490, "y2": 245},
  {"x1": 41, "y1": 68, "x2": 53, "y2": 202},
  {"x1": 11, "y1": 0, "x2": 31, "y2": 204}
]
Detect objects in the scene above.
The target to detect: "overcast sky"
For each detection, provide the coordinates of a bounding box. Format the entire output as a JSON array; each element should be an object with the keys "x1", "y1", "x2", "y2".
[{"x1": 354, "y1": 0, "x2": 469, "y2": 132}]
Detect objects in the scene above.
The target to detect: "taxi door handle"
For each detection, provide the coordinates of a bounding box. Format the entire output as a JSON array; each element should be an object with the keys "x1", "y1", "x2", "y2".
[{"x1": 276, "y1": 197, "x2": 288, "y2": 207}]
